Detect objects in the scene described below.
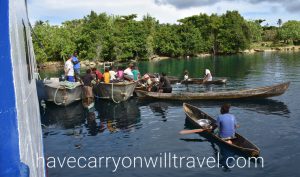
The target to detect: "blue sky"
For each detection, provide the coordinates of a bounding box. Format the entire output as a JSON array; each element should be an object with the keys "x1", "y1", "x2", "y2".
[{"x1": 27, "y1": 0, "x2": 300, "y2": 25}]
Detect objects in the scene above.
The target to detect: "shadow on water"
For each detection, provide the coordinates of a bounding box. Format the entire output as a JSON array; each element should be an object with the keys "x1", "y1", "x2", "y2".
[{"x1": 137, "y1": 98, "x2": 290, "y2": 118}]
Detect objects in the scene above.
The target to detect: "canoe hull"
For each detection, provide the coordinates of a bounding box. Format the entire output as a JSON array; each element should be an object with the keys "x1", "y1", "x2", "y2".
[
  {"x1": 44, "y1": 81, "x2": 83, "y2": 106},
  {"x1": 136, "y1": 82, "x2": 290, "y2": 100},
  {"x1": 94, "y1": 82, "x2": 137, "y2": 103},
  {"x1": 183, "y1": 103, "x2": 260, "y2": 157}
]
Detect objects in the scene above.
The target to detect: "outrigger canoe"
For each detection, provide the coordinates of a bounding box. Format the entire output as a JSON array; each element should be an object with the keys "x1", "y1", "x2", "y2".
[
  {"x1": 135, "y1": 82, "x2": 290, "y2": 100},
  {"x1": 183, "y1": 103, "x2": 260, "y2": 157}
]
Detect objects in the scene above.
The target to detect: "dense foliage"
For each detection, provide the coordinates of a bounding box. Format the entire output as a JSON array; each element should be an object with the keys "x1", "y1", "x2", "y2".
[{"x1": 31, "y1": 11, "x2": 299, "y2": 63}]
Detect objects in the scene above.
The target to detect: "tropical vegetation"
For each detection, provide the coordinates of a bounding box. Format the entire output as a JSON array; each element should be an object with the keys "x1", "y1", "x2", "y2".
[{"x1": 31, "y1": 11, "x2": 300, "y2": 63}]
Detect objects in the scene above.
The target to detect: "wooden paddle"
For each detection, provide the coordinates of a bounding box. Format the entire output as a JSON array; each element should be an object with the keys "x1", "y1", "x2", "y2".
[{"x1": 179, "y1": 128, "x2": 208, "y2": 135}]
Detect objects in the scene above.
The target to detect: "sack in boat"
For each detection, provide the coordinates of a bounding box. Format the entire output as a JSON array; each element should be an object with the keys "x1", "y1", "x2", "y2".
[{"x1": 196, "y1": 119, "x2": 212, "y2": 129}]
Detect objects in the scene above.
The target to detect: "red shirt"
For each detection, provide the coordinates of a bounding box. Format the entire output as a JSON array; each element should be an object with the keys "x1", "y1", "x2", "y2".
[{"x1": 94, "y1": 70, "x2": 103, "y2": 80}]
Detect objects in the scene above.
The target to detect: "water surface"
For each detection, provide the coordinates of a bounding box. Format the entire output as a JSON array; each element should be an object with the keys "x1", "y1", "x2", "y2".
[{"x1": 41, "y1": 52, "x2": 300, "y2": 177}]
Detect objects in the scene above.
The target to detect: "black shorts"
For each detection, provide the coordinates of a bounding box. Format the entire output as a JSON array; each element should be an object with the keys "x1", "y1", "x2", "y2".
[{"x1": 163, "y1": 87, "x2": 172, "y2": 93}]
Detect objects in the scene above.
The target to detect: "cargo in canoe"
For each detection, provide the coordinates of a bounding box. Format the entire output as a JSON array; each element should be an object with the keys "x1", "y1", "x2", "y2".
[
  {"x1": 183, "y1": 103, "x2": 260, "y2": 157},
  {"x1": 94, "y1": 81, "x2": 137, "y2": 103},
  {"x1": 135, "y1": 82, "x2": 290, "y2": 100}
]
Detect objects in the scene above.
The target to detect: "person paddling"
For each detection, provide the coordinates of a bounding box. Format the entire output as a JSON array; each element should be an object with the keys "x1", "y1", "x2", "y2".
[
  {"x1": 180, "y1": 104, "x2": 239, "y2": 145},
  {"x1": 215, "y1": 104, "x2": 239, "y2": 144},
  {"x1": 203, "y1": 69, "x2": 212, "y2": 82}
]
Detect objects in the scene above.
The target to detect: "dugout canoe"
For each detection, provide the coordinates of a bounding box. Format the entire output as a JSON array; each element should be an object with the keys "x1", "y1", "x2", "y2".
[
  {"x1": 183, "y1": 103, "x2": 260, "y2": 157},
  {"x1": 180, "y1": 78, "x2": 227, "y2": 85},
  {"x1": 94, "y1": 81, "x2": 137, "y2": 103},
  {"x1": 135, "y1": 82, "x2": 290, "y2": 100}
]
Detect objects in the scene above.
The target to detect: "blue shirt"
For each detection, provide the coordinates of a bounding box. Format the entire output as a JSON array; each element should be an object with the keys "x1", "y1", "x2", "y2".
[
  {"x1": 216, "y1": 113, "x2": 237, "y2": 138},
  {"x1": 72, "y1": 56, "x2": 80, "y2": 69}
]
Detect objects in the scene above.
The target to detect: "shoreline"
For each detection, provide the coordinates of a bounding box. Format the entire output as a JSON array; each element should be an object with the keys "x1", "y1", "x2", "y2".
[{"x1": 38, "y1": 47, "x2": 300, "y2": 70}]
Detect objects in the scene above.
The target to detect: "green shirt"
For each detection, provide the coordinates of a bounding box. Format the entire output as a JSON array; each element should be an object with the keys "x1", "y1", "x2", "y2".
[{"x1": 132, "y1": 70, "x2": 140, "y2": 80}]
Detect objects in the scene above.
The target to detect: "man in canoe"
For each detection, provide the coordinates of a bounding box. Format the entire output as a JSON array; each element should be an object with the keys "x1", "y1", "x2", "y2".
[
  {"x1": 203, "y1": 69, "x2": 212, "y2": 82},
  {"x1": 215, "y1": 104, "x2": 239, "y2": 144},
  {"x1": 159, "y1": 72, "x2": 172, "y2": 93}
]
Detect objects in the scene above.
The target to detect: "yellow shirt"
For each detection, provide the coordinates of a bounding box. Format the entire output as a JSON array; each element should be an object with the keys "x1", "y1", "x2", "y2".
[{"x1": 103, "y1": 72, "x2": 110, "y2": 83}]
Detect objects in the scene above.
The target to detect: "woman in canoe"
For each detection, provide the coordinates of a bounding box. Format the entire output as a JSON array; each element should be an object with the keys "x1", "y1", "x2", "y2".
[
  {"x1": 203, "y1": 69, "x2": 213, "y2": 82},
  {"x1": 215, "y1": 104, "x2": 240, "y2": 144}
]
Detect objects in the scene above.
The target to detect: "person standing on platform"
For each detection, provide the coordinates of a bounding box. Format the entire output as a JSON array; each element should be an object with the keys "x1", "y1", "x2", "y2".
[
  {"x1": 71, "y1": 51, "x2": 81, "y2": 81},
  {"x1": 64, "y1": 57, "x2": 75, "y2": 82}
]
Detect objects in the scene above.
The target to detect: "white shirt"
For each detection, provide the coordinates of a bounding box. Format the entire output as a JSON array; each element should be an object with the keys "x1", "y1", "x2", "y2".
[
  {"x1": 64, "y1": 60, "x2": 74, "y2": 76},
  {"x1": 184, "y1": 74, "x2": 189, "y2": 80},
  {"x1": 206, "y1": 73, "x2": 213, "y2": 81},
  {"x1": 124, "y1": 68, "x2": 133, "y2": 76},
  {"x1": 109, "y1": 70, "x2": 117, "y2": 80}
]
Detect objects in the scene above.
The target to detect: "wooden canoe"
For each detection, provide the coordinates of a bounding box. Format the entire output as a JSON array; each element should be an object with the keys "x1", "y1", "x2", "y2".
[
  {"x1": 180, "y1": 78, "x2": 227, "y2": 85},
  {"x1": 147, "y1": 73, "x2": 226, "y2": 85},
  {"x1": 183, "y1": 103, "x2": 260, "y2": 157},
  {"x1": 135, "y1": 82, "x2": 290, "y2": 100}
]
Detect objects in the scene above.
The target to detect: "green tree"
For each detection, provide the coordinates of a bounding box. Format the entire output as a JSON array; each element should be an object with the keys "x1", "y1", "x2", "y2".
[
  {"x1": 218, "y1": 11, "x2": 251, "y2": 54},
  {"x1": 154, "y1": 24, "x2": 182, "y2": 57},
  {"x1": 246, "y1": 20, "x2": 263, "y2": 42},
  {"x1": 278, "y1": 20, "x2": 300, "y2": 44}
]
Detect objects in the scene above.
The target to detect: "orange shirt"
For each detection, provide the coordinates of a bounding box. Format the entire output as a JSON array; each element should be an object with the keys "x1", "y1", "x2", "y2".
[{"x1": 103, "y1": 72, "x2": 110, "y2": 83}]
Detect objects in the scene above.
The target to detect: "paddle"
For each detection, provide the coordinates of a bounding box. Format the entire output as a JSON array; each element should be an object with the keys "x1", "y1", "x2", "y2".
[{"x1": 179, "y1": 128, "x2": 209, "y2": 135}]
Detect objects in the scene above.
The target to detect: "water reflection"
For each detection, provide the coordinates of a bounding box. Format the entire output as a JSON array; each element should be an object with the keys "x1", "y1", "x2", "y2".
[
  {"x1": 85, "y1": 106, "x2": 105, "y2": 136},
  {"x1": 42, "y1": 101, "x2": 85, "y2": 129},
  {"x1": 187, "y1": 99, "x2": 290, "y2": 118},
  {"x1": 148, "y1": 102, "x2": 169, "y2": 121},
  {"x1": 180, "y1": 137, "x2": 239, "y2": 170},
  {"x1": 95, "y1": 99, "x2": 141, "y2": 132},
  {"x1": 139, "y1": 99, "x2": 289, "y2": 118}
]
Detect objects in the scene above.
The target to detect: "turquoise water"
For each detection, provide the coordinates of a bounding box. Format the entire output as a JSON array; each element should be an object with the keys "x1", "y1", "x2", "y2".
[{"x1": 41, "y1": 51, "x2": 300, "y2": 177}]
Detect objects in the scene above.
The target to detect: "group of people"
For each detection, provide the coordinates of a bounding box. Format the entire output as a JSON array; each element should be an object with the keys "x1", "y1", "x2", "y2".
[
  {"x1": 140, "y1": 72, "x2": 173, "y2": 93},
  {"x1": 102, "y1": 64, "x2": 141, "y2": 84},
  {"x1": 65, "y1": 54, "x2": 236, "y2": 144}
]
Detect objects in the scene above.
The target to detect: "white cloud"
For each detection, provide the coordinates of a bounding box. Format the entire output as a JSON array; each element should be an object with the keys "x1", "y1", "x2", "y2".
[{"x1": 27, "y1": 0, "x2": 299, "y2": 25}]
